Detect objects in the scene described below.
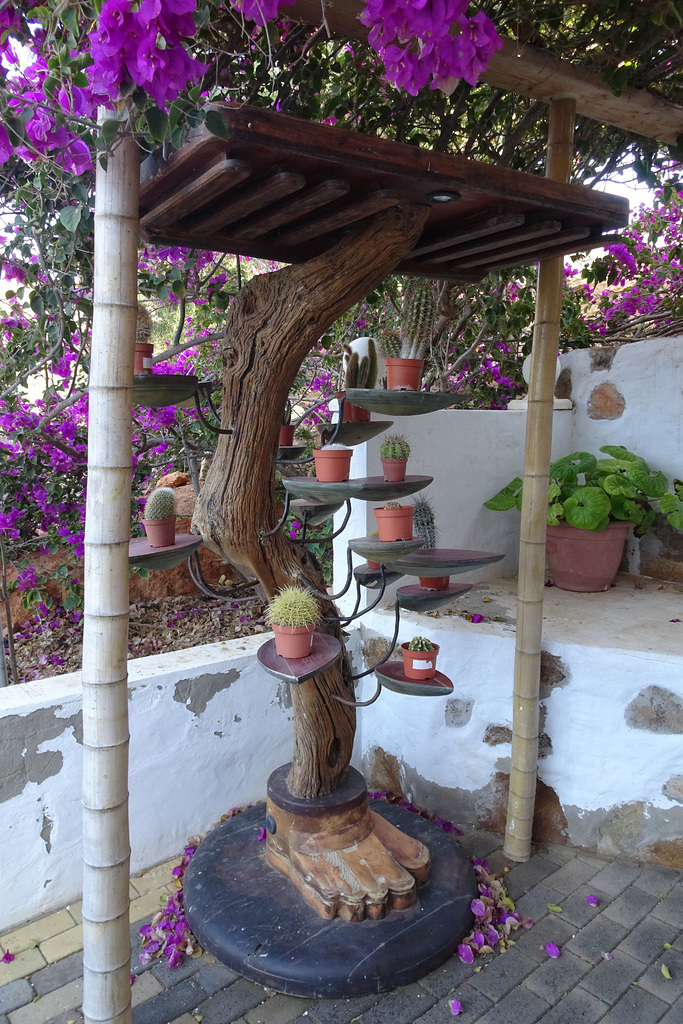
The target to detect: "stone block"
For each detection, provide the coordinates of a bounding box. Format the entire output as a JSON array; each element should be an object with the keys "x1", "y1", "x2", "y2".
[
  {"x1": 625, "y1": 686, "x2": 683, "y2": 734},
  {"x1": 523, "y1": 950, "x2": 590, "y2": 1004},
  {"x1": 9, "y1": 978, "x2": 82, "y2": 1024},
  {"x1": 503, "y1": 857, "x2": 558, "y2": 901},
  {"x1": 195, "y1": 980, "x2": 267, "y2": 1024},
  {"x1": 416, "y1": 954, "x2": 478, "y2": 999},
  {"x1": 194, "y1": 962, "x2": 239, "y2": 997},
  {"x1": 472, "y1": 983, "x2": 549, "y2": 1023},
  {"x1": 542, "y1": 858, "x2": 601, "y2": 895},
  {"x1": 468, "y1": 947, "x2": 537, "y2": 1001},
  {"x1": 340, "y1": 982, "x2": 434, "y2": 1024},
  {"x1": 30, "y1": 952, "x2": 83, "y2": 996},
  {"x1": 512, "y1": 914, "x2": 576, "y2": 964},
  {"x1": 651, "y1": 887, "x2": 683, "y2": 928},
  {"x1": 564, "y1": 914, "x2": 629, "y2": 965},
  {"x1": 602, "y1": 885, "x2": 658, "y2": 929},
  {"x1": 588, "y1": 861, "x2": 642, "y2": 896},
  {"x1": 637, "y1": 950, "x2": 683, "y2": 1004},
  {"x1": 0, "y1": 982, "x2": 33, "y2": 1016},
  {"x1": 243, "y1": 993, "x2": 315, "y2": 1024},
  {"x1": 413, "y1": 984, "x2": 492, "y2": 1024},
  {"x1": 579, "y1": 950, "x2": 644, "y2": 1005},
  {"x1": 633, "y1": 865, "x2": 682, "y2": 896},
  {"x1": 131, "y1": 972, "x2": 164, "y2": 1009},
  {"x1": 555, "y1": 885, "x2": 611, "y2": 928},
  {"x1": 529, "y1": 987, "x2": 608, "y2": 1024},
  {"x1": 598, "y1": 986, "x2": 669, "y2": 1024},
  {"x1": 305, "y1": 992, "x2": 382, "y2": 1024},
  {"x1": 514, "y1": 884, "x2": 566, "y2": 923},
  {"x1": 132, "y1": 977, "x2": 206, "y2": 1024},
  {"x1": 615, "y1": 916, "x2": 679, "y2": 964}
]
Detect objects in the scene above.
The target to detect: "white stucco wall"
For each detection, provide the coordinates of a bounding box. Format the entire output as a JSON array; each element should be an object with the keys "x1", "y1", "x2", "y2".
[{"x1": 0, "y1": 636, "x2": 294, "y2": 931}]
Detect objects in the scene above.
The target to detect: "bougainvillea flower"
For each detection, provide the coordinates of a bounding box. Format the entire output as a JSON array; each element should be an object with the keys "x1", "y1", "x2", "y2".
[
  {"x1": 471, "y1": 613, "x2": 484, "y2": 623},
  {"x1": 471, "y1": 898, "x2": 486, "y2": 917},
  {"x1": 450, "y1": 996, "x2": 462, "y2": 1015},
  {"x1": 457, "y1": 944, "x2": 474, "y2": 964},
  {"x1": 545, "y1": 942, "x2": 561, "y2": 958},
  {"x1": 586, "y1": 894, "x2": 599, "y2": 906},
  {"x1": 1, "y1": 950, "x2": 15, "y2": 963}
]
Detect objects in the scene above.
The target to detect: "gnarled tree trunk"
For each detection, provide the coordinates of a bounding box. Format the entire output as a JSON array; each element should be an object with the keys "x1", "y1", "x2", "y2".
[{"x1": 193, "y1": 204, "x2": 428, "y2": 798}]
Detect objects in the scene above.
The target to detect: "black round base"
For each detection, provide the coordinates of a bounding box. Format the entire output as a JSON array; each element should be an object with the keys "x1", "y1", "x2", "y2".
[{"x1": 184, "y1": 800, "x2": 476, "y2": 998}]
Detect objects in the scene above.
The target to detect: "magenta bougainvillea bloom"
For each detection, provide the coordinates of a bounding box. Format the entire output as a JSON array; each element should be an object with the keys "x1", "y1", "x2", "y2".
[
  {"x1": 545, "y1": 942, "x2": 561, "y2": 958},
  {"x1": 471, "y1": 613, "x2": 485, "y2": 623},
  {"x1": 457, "y1": 943, "x2": 474, "y2": 963},
  {"x1": 450, "y1": 996, "x2": 462, "y2": 1015},
  {"x1": 586, "y1": 894, "x2": 599, "y2": 906},
  {"x1": 1, "y1": 950, "x2": 15, "y2": 964}
]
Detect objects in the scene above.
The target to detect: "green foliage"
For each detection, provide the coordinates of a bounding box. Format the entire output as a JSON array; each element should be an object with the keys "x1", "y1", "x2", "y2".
[
  {"x1": 412, "y1": 494, "x2": 437, "y2": 548},
  {"x1": 484, "y1": 446, "x2": 682, "y2": 535},
  {"x1": 144, "y1": 487, "x2": 177, "y2": 520},
  {"x1": 379, "y1": 433, "x2": 410, "y2": 460},
  {"x1": 266, "y1": 586, "x2": 321, "y2": 627},
  {"x1": 407, "y1": 636, "x2": 435, "y2": 651}
]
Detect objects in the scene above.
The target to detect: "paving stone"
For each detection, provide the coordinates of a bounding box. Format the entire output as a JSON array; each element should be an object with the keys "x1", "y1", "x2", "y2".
[
  {"x1": 0, "y1": 983, "x2": 33, "y2": 1016},
  {"x1": 589, "y1": 861, "x2": 642, "y2": 897},
  {"x1": 578, "y1": 950, "x2": 645, "y2": 1005},
  {"x1": 351, "y1": 982, "x2": 435, "y2": 1024},
  {"x1": 470, "y1": 983, "x2": 549, "y2": 1024},
  {"x1": 243, "y1": 993, "x2": 315, "y2": 1024},
  {"x1": 0, "y1": 914, "x2": 75, "y2": 958},
  {"x1": 0, "y1": 952, "x2": 47, "y2": 988},
  {"x1": 130, "y1": 860, "x2": 179, "y2": 896},
  {"x1": 194, "y1": 962, "x2": 239, "y2": 997},
  {"x1": 636, "y1": 950, "x2": 683, "y2": 1004},
  {"x1": 468, "y1": 947, "x2": 537, "y2": 1001},
  {"x1": 528, "y1": 987, "x2": 608, "y2": 1024},
  {"x1": 413, "y1": 984, "x2": 493, "y2": 1023},
  {"x1": 522, "y1": 950, "x2": 590, "y2": 1004},
  {"x1": 129, "y1": 922, "x2": 155, "y2": 978},
  {"x1": 602, "y1": 884, "x2": 659, "y2": 929},
  {"x1": 614, "y1": 916, "x2": 680, "y2": 965},
  {"x1": 651, "y1": 887, "x2": 683, "y2": 929},
  {"x1": 151, "y1": 954, "x2": 203, "y2": 989},
  {"x1": 555, "y1": 885, "x2": 611, "y2": 928},
  {"x1": 456, "y1": 832, "x2": 502, "y2": 861},
  {"x1": 503, "y1": 857, "x2": 558, "y2": 901},
  {"x1": 416, "y1": 953, "x2": 479, "y2": 998},
  {"x1": 166, "y1": 1015, "x2": 197, "y2": 1024},
  {"x1": 514, "y1": 884, "x2": 566, "y2": 923},
  {"x1": 65, "y1": 904, "x2": 81, "y2": 928},
  {"x1": 511, "y1": 914, "x2": 576, "y2": 964},
  {"x1": 598, "y1": 985, "x2": 670, "y2": 1024},
  {"x1": 131, "y1": 972, "x2": 165, "y2": 1009},
  {"x1": 306, "y1": 992, "x2": 383, "y2": 1024},
  {"x1": 542, "y1": 858, "x2": 602, "y2": 896},
  {"x1": 196, "y1": 979, "x2": 267, "y2": 1024},
  {"x1": 30, "y1": 953, "x2": 83, "y2": 997},
  {"x1": 658, "y1": 996, "x2": 683, "y2": 1022},
  {"x1": 564, "y1": 913, "x2": 629, "y2": 965},
  {"x1": 576, "y1": 854, "x2": 611, "y2": 871},
  {"x1": 541, "y1": 845, "x2": 579, "y2": 867},
  {"x1": 129, "y1": 890, "x2": 176, "y2": 926},
  {"x1": 38, "y1": 928, "x2": 83, "y2": 965},
  {"x1": 132, "y1": 977, "x2": 205, "y2": 1024},
  {"x1": 633, "y1": 865, "x2": 682, "y2": 897},
  {"x1": 9, "y1": 977, "x2": 82, "y2": 1024}
]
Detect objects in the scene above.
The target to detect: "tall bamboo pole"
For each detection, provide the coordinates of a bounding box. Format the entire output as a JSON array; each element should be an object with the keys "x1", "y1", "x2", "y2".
[
  {"x1": 82, "y1": 127, "x2": 139, "y2": 1024},
  {"x1": 504, "y1": 98, "x2": 576, "y2": 862}
]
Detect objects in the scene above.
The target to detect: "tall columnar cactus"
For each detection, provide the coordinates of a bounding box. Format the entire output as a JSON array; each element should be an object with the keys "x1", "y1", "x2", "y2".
[
  {"x1": 379, "y1": 433, "x2": 411, "y2": 459},
  {"x1": 377, "y1": 325, "x2": 400, "y2": 360},
  {"x1": 399, "y1": 282, "x2": 436, "y2": 359},
  {"x1": 136, "y1": 305, "x2": 153, "y2": 344},
  {"x1": 413, "y1": 494, "x2": 437, "y2": 547},
  {"x1": 344, "y1": 338, "x2": 378, "y2": 389},
  {"x1": 144, "y1": 487, "x2": 177, "y2": 520}
]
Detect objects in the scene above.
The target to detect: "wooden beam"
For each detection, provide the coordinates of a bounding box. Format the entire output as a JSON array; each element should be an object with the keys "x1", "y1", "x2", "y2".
[{"x1": 287, "y1": 1, "x2": 683, "y2": 146}]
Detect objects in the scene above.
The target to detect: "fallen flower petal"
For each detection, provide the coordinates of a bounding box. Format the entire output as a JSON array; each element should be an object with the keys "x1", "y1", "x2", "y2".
[
  {"x1": 470, "y1": 613, "x2": 485, "y2": 623},
  {"x1": 471, "y1": 898, "x2": 486, "y2": 917},
  {"x1": 586, "y1": 894, "x2": 599, "y2": 906},
  {"x1": 1, "y1": 951, "x2": 15, "y2": 963},
  {"x1": 257, "y1": 827, "x2": 267, "y2": 841},
  {"x1": 545, "y1": 942, "x2": 561, "y2": 958},
  {"x1": 457, "y1": 944, "x2": 474, "y2": 964},
  {"x1": 450, "y1": 997, "x2": 462, "y2": 1015},
  {"x1": 601, "y1": 952, "x2": 613, "y2": 960}
]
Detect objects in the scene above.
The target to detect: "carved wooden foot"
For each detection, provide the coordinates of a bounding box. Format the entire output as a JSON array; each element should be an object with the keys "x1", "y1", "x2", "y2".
[{"x1": 265, "y1": 765, "x2": 431, "y2": 921}]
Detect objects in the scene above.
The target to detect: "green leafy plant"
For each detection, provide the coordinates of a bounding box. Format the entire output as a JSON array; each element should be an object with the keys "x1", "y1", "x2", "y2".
[
  {"x1": 412, "y1": 494, "x2": 437, "y2": 547},
  {"x1": 144, "y1": 487, "x2": 177, "y2": 520},
  {"x1": 407, "y1": 636, "x2": 435, "y2": 651},
  {"x1": 484, "y1": 446, "x2": 683, "y2": 536},
  {"x1": 379, "y1": 434, "x2": 410, "y2": 459},
  {"x1": 266, "y1": 586, "x2": 322, "y2": 628}
]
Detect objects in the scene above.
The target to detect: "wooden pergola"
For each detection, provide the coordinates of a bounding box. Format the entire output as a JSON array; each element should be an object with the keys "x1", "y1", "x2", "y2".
[{"x1": 81, "y1": 15, "x2": 683, "y2": 1024}]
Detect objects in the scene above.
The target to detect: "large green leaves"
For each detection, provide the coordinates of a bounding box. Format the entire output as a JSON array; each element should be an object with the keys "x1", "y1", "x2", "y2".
[
  {"x1": 550, "y1": 451, "x2": 597, "y2": 484},
  {"x1": 483, "y1": 477, "x2": 523, "y2": 512},
  {"x1": 562, "y1": 487, "x2": 612, "y2": 530}
]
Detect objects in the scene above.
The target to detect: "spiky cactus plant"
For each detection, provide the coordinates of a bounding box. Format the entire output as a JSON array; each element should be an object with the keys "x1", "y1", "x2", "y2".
[
  {"x1": 412, "y1": 494, "x2": 437, "y2": 548},
  {"x1": 144, "y1": 487, "x2": 177, "y2": 520},
  {"x1": 399, "y1": 282, "x2": 436, "y2": 359},
  {"x1": 379, "y1": 433, "x2": 410, "y2": 460},
  {"x1": 267, "y1": 586, "x2": 321, "y2": 627},
  {"x1": 344, "y1": 338, "x2": 378, "y2": 389},
  {"x1": 136, "y1": 305, "x2": 153, "y2": 344},
  {"x1": 407, "y1": 636, "x2": 435, "y2": 651},
  {"x1": 383, "y1": 501, "x2": 403, "y2": 510}
]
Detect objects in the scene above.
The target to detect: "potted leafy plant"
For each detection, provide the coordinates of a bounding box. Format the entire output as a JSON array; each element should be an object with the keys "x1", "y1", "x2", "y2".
[
  {"x1": 379, "y1": 433, "x2": 411, "y2": 482},
  {"x1": 484, "y1": 445, "x2": 683, "y2": 592},
  {"x1": 380, "y1": 282, "x2": 435, "y2": 390},
  {"x1": 142, "y1": 486, "x2": 177, "y2": 548},
  {"x1": 313, "y1": 442, "x2": 353, "y2": 482},
  {"x1": 374, "y1": 500, "x2": 414, "y2": 541},
  {"x1": 279, "y1": 399, "x2": 295, "y2": 447},
  {"x1": 266, "y1": 585, "x2": 322, "y2": 659},
  {"x1": 401, "y1": 636, "x2": 439, "y2": 680},
  {"x1": 338, "y1": 338, "x2": 377, "y2": 422}
]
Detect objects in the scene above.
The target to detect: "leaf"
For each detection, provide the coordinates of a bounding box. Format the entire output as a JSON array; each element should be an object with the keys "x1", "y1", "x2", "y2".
[
  {"x1": 563, "y1": 487, "x2": 612, "y2": 530},
  {"x1": 145, "y1": 107, "x2": 169, "y2": 144},
  {"x1": 27, "y1": 939, "x2": 39, "y2": 948},
  {"x1": 663, "y1": 943, "x2": 673, "y2": 949},
  {"x1": 484, "y1": 477, "x2": 523, "y2": 511},
  {"x1": 59, "y1": 206, "x2": 82, "y2": 233},
  {"x1": 30, "y1": 293, "x2": 44, "y2": 317},
  {"x1": 205, "y1": 109, "x2": 230, "y2": 140},
  {"x1": 99, "y1": 119, "x2": 120, "y2": 147},
  {"x1": 661, "y1": 964, "x2": 672, "y2": 979},
  {"x1": 546, "y1": 903, "x2": 563, "y2": 913}
]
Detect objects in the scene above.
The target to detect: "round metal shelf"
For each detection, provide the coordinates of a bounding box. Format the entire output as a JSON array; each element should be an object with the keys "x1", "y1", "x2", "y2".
[
  {"x1": 319, "y1": 419, "x2": 394, "y2": 447},
  {"x1": 397, "y1": 582, "x2": 472, "y2": 612},
  {"x1": 347, "y1": 536, "x2": 424, "y2": 563},
  {"x1": 282, "y1": 475, "x2": 432, "y2": 503},
  {"x1": 128, "y1": 533, "x2": 202, "y2": 570},
  {"x1": 375, "y1": 661, "x2": 454, "y2": 697},
  {"x1": 133, "y1": 374, "x2": 199, "y2": 408},
  {"x1": 257, "y1": 633, "x2": 342, "y2": 685},
  {"x1": 346, "y1": 389, "x2": 464, "y2": 417},
  {"x1": 392, "y1": 547, "x2": 505, "y2": 577}
]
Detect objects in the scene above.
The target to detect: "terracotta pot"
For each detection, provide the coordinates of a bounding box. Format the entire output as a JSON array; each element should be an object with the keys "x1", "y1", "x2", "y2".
[
  {"x1": 419, "y1": 576, "x2": 450, "y2": 591},
  {"x1": 380, "y1": 457, "x2": 408, "y2": 483},
  {"x1": 386, "y1": 358, "x2": 423, "y2": 391},
  {"x1": 336, "y1": 391, "x2": 370, "y2": 423},
  {"x1": 142, "y1": 516, "x2": 176, "y2": 548},
  {"x1": 367, "y1": 559, "x2": 381, "y2": 570},
  {"x1": 272, "y1": 623, "x2": 315, "y2": 659},
  {"x1": 135, "y1": 342, "x2": 154, "y2": 375},
  {"x1": 373, "y1": 506, "x2": 414, "y2": 542},
  {"x1": 278, "y1": 424, "x2": 295, "y2": 446},
  {"x1": 313, "y1": 447, "x2": 353, "y2": 482},
  {"x1": 545, "y1": 521, "x2": 631, "y2": 592},
  {"x1": 401, "y1": 642, "x2": 439, "y2": 680}
]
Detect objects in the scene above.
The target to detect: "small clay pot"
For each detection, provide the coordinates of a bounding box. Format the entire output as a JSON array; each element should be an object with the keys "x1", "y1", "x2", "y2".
[
  {"x1": 142, "y1": 516, "x2": 176, "y2": 548},
  {"x1": 135, "y1": 342, "x2": 154, "y2": 375},
  {"x1": 385, "y1": 358, "x2": 423, "y2": 391},
  {"x1": 373, "y1": 505, "x2": 414, "y2": 542},
  {"x1": 278, "y1": 424, "x2": 295, "y2": 446},
  {"x1": 313, "y1": 447, "x2": 353, "y2": 482},
  {"x1": 401, "y1": 642, "x2": 439, "y2": 680},
  {"x1": 380, "y1": 457, "x2": 408, "y2": 483},
  {"x1": 419, "y1": 576, "x2": 450, "y2": 591},
  {"x1": 272, "y1": 623, "x2": 315, "y2": 660}
]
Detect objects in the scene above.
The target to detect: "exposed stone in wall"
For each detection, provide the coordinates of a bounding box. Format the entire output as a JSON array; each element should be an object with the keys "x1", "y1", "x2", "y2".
[
  {"x1": 483, "y1": 725, "x2": 511, "y2": 745},
  {"x1": 663, "y1": 775, "x2": 683, "y2": 804},
  {"x1": 0, "y1": 708, "x2": 81, "y2": 804},
  {"x1": 444, "y1": 698, "x2": 474, "y2": 727},
  {"x1": 539, "y1": 650, "x2": 568, "y2": 698},
  {"x1": 589, "y1": 346, "x2": 617, "y2": 370},
  {"x1": 596, "y1": 801, "x2": 646, "y2": 857},
  {"x1": 361, "y1": 635, "x2": 393, "y2": 667},
  {"x1": 173, "y1": 669, "x2": 239, "y2": 717},
  {"x1": 587, "y1": 382, "x2": 625, "y2": 420},
  {"x1": 476, "y1": 771, "x2": 569, "y2": 845},
  {"x1": 538, "y1": 732, "x2": 552, "y2": 758},
  {"x1": 554, "y1": 367, "x2": 572, "y2": 400},
  {"x1": 367, "y1": 746, "x2": 404, "y2": 798},
  {"x1": 625, "y1": 685, "x2": 683, "y2": 734},
  {"x1": 649, "y1": 839, "x2": 683, "y2": 869}
]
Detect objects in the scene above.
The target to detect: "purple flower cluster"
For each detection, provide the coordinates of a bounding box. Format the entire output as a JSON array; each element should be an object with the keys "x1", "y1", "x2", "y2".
[
  {"x1": 139, "y1": 843, "x2": 198, "y2": 968},
  {"x1": 359, "y1": 0, "x2": 502, "y2": 95},
  {"x1": 229, "y1": 0, "x2": 296, "y2": 27},
  {"x1": 457, "y1": 858, "x2": 533, "y2": 962}
]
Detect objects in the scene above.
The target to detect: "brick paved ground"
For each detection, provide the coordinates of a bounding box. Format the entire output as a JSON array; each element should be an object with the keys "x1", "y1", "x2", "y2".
[{"x1": 2, "y1": 827, "x2": 682, "y2": 1024}]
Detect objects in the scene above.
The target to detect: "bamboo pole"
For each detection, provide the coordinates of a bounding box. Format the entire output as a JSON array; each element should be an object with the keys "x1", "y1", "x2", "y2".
[
  {"x1": 504, "y1": 97, "x2": 576, "y2": 862},
  {"x1": 81, "y1": 126, "x2": 139, "y2": 1024}
]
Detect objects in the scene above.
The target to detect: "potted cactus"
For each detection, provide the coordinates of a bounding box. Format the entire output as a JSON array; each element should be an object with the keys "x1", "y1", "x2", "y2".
[
  {"x1": 313, "y1": 442, "x2": 353, "y2": 482},
  {"x1": 266, "y1": 585, "x2": 322, "y2": 659},
  {"x1": 142, "y1": 486, "x2": 177, "y2": 548},
  {"x1": 412, "y1": 495, "x2": 448, "y2": 590},
  {"x1": 379, "y1": 433, "x2": 410, "y2": 482},
  {"x1": 374, "y1": 500, "x2": 414, "y2": 542},
  {"x1": 338, "y1": 338, "x2": 378, "y2": 422},
  {"x1": 279, "y1": 399, "x2": 295, "y2": 447},
  {"x1": 401, "y1": 636, "x2": 439, "y2": 680},
  {"x1": 380, "y1": 282, "x2": 435, "y2": 390},
  {"x1": 135, "y1": 305, "x2": 154, "y2": 375}
]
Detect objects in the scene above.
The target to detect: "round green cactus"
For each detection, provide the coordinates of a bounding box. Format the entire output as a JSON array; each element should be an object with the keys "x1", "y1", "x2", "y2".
[
  {"x1": 266, "y1": 586, "x2": 321, "y2": 628},
  {"x1": 379, "y1": 433, "x2": 410, "y2": 460},
  {"x1": 407, "y1": 636, "x2": 435, "y2": 651},
  {"x1": 144, "y1": 487, "x2": 177, "y2": 520}
]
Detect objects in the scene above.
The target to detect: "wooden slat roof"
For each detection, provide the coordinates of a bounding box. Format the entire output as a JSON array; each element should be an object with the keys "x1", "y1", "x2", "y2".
[{"x1": 139, "y1": 103, "x2": 628, "y2": 281}]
